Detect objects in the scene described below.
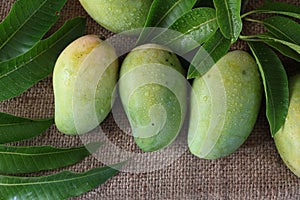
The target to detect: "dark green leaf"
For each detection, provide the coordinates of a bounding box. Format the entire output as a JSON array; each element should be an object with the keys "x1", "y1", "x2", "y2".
[
  {"x1": 213, "y1": 0, "x2": 242, "y2": 43},
  {"x1": 0, "y1": 163, "x2": 123, "y2": 199},
  {"x1": 0, "y1": 143, "x2": 101, "y2": 174},
  {"x1": 248, "y1": 42, "x2": 289, "y2": 136},
  {"x1": 0, "y1": 17, "x2": 86, "y2": 101},
  {"x1": 188, "y1": 29, "x2": 231, "y2": 79},
  {"x1": 262, "y1": 39, "x2": 300, "y2": 62},
  {"x1": 0, "y1": 112, "x2": 53, "y2": 144},
  {"x1": 153, "y1": 8, "x2": 218, "y2": 53},
  {"x1": 145, "y1": 0, "x2": 197, "y2": 28},
  {"x1": 138, "y1": 0, "x2": 197, "y2": 44},
  {"x1": 263, "y1": 16, "x2": 300, "y2": 45},
  {"x1": 259, "y1": 33, "x2": 300, "y2": 54},
  {"x1": 0, "y1": 0, "x2": 67, "y2": 61},
  {"x1": 255, "y1": 1, "x2": 300, "y2": 19}
]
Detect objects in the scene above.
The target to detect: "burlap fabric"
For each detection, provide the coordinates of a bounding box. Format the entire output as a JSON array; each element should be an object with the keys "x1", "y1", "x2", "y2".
[{"x1": 1, "y1": 0, "x2": 300, "y2": 199}]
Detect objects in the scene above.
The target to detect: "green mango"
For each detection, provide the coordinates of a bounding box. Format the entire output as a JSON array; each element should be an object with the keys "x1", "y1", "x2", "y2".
[
  {"x1": 274, "y1": 75, "x2": 300, "y2": 177},
  {"x1": 53, "y1": 35, "x2": 118, "y2": 134},
  {"x1": 119, "y1": 44, "x2": 186, "y2": 152},
  {"x1": 188, "y1": 50, "x2": 262, "y2": 159},
  {"x1": 79, "y1": 0, "x2": 153, "y2": 33}
]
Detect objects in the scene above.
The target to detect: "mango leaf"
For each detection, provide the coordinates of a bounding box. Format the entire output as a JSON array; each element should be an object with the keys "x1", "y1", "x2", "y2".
[
  {"x1": 0, "y1": 0, "x2": 67, "y2": 62},
  {"x1": 153, "y1": 7, "x2": 218, "y2": 53},
  {"x1": 213, "y1": 0, "x2": 242, "y2": 43},
  {"x1": 254, "y1": 1, "x2": 300, "y2": 19},
  {"x1": 262, "y1": 39, "x2": 300, "y2": 62},
  {"x1": 263, "y1": 16, "x2": 300, "y2": 45},
  {"x1": 0, "y1": 163, "x2": 123, "y2": 199},
  {"x1": 0, "y1": 17, "x2": 86, "y2": 101},
  {"x1": 138, "y1": 0, "x2": 197, "y2": 45},
  {"x1": 145, "y1": 0, "x2": 197, "y2": 28},
  {"x1": 0, "y1": 143, "x2": 101, "y2": 174},
  {"x1": 248, "y1": 42, "x2": 288, "y2": 136},
  {"x1": 258, "y1": 33, "x2": 300, "y2": 54},
  {"x1": 187, "y1": 29, "x2": 231, "y2": 79},
  {"x1": 0, "y1": 112, "x2": 53, "y2": 144}
]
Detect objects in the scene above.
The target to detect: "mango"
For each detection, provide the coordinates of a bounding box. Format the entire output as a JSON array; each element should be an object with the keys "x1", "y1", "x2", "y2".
[
  {"x1": 274, "y1": 75, "x2": 300, "y2": 177},
  {"x1": 188, "y1": 50, "x2": 262, "y2": 159},
  {"x1": 119, "y1": 44, "x2": 186, "y2": 152},
  {"x1": 53, "y1": 35, "x2": 118, "y2": 134},
  {"x1": 79, "y1": 0, "x2": 153, "y2": 33}
]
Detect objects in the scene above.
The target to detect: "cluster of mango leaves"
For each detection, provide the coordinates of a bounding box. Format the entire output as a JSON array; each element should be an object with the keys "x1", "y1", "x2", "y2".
[
  {"x1": 0, "y1": 0, "x2": 299, "y2": 199},
  {"x1": 138, "y1": 0, "x2": 300, "y2": 137},
  {"x1": 0, "y1": 0, "x2": 122, "y2": 199}
]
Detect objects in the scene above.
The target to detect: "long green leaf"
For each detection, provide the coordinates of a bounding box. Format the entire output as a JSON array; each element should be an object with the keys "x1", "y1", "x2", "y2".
[
  {"x1": 0, "y1": 0, "x2": 67, "y2": 61},
  {"x1": 240, "y1": 33, "x2": 300, "y2": 62},
  {"x1": 263, "y1": 16, "x2": 300, "y2": 45},
  {"x1": 145, "y1": 0, "x2": 197, "y2": 28},
  {"x1": 262, "y1": 39, "x2": 300, "y2": 62},
  {"x1": 0, "y1": 163, "x2": 123, "y2": 199},
  {"x1": 187, "y1": 29, "x2": 231, "y2": 79},
  {"x1": 0, "y1": 112, "x2": 53, "y2": 144},
  {"x1": 0, "y1": 17, "x2": 86, "y2": 101},
  {"x1": 258, "y1": 33, "x2": 300, "y2": 54},
  {"x1": 248, "y1": 42, "x2": 289, "y2": 136},
  {"x1": 213, "y1": 0, "x2": 242, "y2": 43},
  {"x1": 0, "y1": 143, "x2": 101, "y2": 174},
  {"x1": 254, "y1": 1, "x2": 300, "y2": 19},
  {"x1": 153, "y1": 8, "x2": 218, "y2": 53}
]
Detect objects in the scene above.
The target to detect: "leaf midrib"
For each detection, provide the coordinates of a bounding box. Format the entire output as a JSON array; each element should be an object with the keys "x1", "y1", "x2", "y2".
[
  {"x1": 0, "y1": 0, "x2": 48, "y2": 51},
  {"x1": 0, "y1": 169, "x2": 110, "y2": 186},
  {"x1": 264, "y1": 20, "x2": 298, "y2": 45},
  {"x1": 156, "y1": 0, "x2": 183, "y2": 26},
  {"x1": 167, "y1": 17, "x2": 217, "y2": 45},
  {"x1": 223, "y1": 0, "x2": 233, "y2": 38},
  {"x1": 0, "y1": 147, "x2": 85, "y2": 156}
]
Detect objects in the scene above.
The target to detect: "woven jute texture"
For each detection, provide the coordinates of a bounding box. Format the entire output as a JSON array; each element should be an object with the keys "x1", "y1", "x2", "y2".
[{"x1": 1, "y1": 0, "x2": 300, "y2": 199}]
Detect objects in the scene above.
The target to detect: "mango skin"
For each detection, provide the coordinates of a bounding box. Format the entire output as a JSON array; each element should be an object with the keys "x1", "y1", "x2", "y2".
[
  {"x1": 79, "y1": 0, "x2": 153, "y2": 33},
  {"x1": 53, "y1": 35, "x2": 118, "y2": 134},
  {"x1": 188, "y1": 50, "x2": 262, "y2": 159},
  {"x1": 274, "y1": 75, "x2": 300, "y2": 177},
  {"x1": 119, "y1": 44, "x2": 186, "y2": 152}
]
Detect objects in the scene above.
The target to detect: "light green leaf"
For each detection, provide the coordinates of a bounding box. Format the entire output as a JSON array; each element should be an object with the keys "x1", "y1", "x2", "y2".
[
  {"x1": 0, "y1": 17, "x2": 86, "y2": 101},
  {"x1": 0, "y1": 112, "x2": 53, "y2": 144},
  {"x1": 0, "y1": 163, "x2": 123, "y2": 199},
  {"x1": 0, "y1": 143, "x2": 101, "y2": 174},
  {"x1": 187, "y1": 29, "x2": 231, "y2": 79},
  {"x1": 153, "y1": 8, "x2": 218, "y2": 53},
  {"x1": 248, "y1": 42, "x2": 289, "y2": 136},
  {"x1": 213, "y1": 0, "x2": 242, "y2": 43},
  {"x1": 263, "y1": 16, "x2": 300, "y2": 45},
  {"x1": 0, "y1": 0, "x2": 67, "y2": 61}
]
